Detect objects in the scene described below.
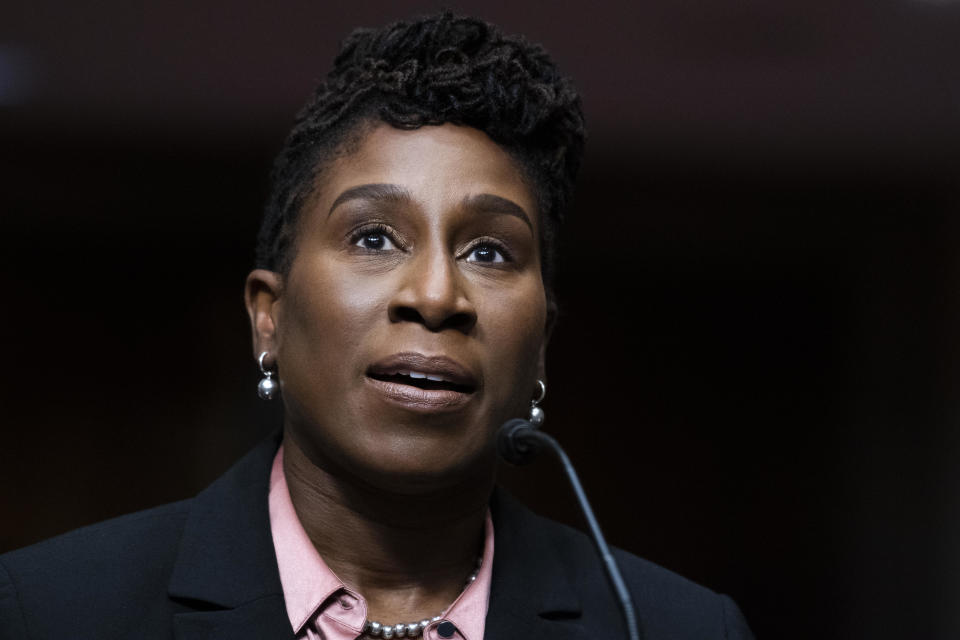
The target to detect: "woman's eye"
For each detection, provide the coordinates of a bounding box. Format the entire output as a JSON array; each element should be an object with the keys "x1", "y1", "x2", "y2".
[
  {"x1": 466, "y1": 243, "x2": 506, "y2": 264},
  {"x1": 355, "y1": 232, "x2": 397, "y2": 251}
]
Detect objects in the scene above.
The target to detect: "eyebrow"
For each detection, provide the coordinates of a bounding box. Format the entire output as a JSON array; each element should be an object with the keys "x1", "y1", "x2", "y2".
[
  {"x1": 328, "y1": 183, "x2": 412, "y2": 216},
  {"x1": 462, "y1": 193, "x2": 533, "y2": 232},
  {"x1": 327, "y1": 183, "x2": 533, "y2": 232}
]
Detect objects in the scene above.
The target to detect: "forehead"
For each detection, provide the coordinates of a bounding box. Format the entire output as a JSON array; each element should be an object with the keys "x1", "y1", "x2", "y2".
[{"x1": 310, "y1": 122, "x2": 539, "y2": 231}]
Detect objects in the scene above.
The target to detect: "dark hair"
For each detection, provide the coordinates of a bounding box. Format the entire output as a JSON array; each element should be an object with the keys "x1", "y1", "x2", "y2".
[{"x1": 255, "y1": 12, "x2": 586, "y2": 290}]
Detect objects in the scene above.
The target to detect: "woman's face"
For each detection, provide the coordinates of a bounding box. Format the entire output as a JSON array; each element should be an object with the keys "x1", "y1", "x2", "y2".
[{"x1": 247, "y1": 123, "x2": 548, "y2": 493}]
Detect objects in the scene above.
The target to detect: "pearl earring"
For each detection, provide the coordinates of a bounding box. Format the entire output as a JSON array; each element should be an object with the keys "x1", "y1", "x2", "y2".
[
  {"x1": 527, "y1": 380, "x2": 546, "y2": 427},
  {"x1": 257, "y1": 351, "x2": 278, "y2": 400}
]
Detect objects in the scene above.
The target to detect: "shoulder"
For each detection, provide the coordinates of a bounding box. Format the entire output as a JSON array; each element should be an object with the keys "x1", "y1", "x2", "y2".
[
  {"x1": 491, "y1": 489, "x2": 753, "y2": 639},
  {"x1": 0, "y1": 500, "x2": 192, "y2": 639},
  {"x1": 0, "y1": 432, "x2": 283, "y2": 640},
  {"x1": 609, "y1": 544, "x2": 753, "y2": 639}
]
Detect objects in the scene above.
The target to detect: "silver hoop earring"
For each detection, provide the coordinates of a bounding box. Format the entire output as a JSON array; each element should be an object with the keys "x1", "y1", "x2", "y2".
[
  {"x1": 527, "y1": 380, "x2": 546, "y2": 427},
  {"x1": 257, "y1": 351, "x2": 278, "y2": 400}
]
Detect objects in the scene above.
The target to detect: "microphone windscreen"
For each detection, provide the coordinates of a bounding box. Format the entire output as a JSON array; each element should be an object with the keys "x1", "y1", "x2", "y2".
[{"x1": 497, "y1": 418, "x2": 540, "y2": 466}]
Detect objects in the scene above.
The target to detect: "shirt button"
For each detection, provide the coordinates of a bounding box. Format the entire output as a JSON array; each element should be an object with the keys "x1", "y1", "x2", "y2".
[{"x1": 437, "y1": 621, "x2": 457, "y2": 638}]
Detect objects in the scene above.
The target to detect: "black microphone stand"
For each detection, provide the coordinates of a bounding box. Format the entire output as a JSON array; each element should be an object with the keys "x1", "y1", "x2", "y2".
[{"x1": 498, "y1": 419, "x2": 642, "y2": 640}]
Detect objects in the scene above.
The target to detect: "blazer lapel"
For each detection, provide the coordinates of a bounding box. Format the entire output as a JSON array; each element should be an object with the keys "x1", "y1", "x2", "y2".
[
  {"x1": 164, "y1": 436, "x2": 627, "y2": 640},
  {"x1": 485, "y1": 489, "x2": 586, "y2": 640},
  {"x1": 167, "y1": 431, "x2": 295, "y2": 640},
  {"x1": 172, "y1": 596, "x2": 293, "y2": 640}
]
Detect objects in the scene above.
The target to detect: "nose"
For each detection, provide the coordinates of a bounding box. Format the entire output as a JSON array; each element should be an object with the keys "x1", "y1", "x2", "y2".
[{"x1": 388, "y1": 247, "x2": 477, "y2": 334}]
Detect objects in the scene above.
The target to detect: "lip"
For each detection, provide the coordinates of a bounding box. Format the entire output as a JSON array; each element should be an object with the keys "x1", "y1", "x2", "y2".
[{"x1": 366, "y1": 352, "x2": 478, "y2": 412}]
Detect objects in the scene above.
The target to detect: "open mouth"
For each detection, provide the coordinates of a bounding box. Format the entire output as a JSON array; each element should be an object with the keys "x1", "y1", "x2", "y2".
[
  {"x1": 368, "y1": 371, "x2": 474, "y2": 394},
  {"x1": 366, "y1": 353, "x2": 479, "y2": 406}
]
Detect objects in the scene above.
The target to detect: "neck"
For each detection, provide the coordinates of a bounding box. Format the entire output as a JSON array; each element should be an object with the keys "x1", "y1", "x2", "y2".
[{"x1": 281, "y1": 429, "x2": 493, "y2": 623}]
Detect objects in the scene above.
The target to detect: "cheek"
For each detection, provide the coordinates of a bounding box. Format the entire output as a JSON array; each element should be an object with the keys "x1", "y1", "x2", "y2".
[
  {"x1": 478, "y1": 280, "x2": 546, "y2": 412},
  {"x1": 278, "y1": 258, "x2": 389, "y2": 390}
]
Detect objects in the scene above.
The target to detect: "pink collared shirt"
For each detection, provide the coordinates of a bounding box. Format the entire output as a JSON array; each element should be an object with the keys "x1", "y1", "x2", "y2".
[{"x1": 268, "y1": 445, "x2": 494, "y2": 640}]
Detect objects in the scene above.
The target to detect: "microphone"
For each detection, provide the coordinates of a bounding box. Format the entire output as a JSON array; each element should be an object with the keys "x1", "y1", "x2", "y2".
[
  {"x1": 497, "y1": 417, "x2": 543, "y2": 465},
  {"x1": 497, "y1": 419, "x2": 642, "y2": 640}
]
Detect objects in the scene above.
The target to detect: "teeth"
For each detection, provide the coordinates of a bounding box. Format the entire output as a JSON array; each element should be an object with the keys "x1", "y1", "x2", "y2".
[
  {"x1": 388, "y1": 370, "x2": 451, "y2": 383},
  {"x1": 401, "y1": 371, "x2": 449, "y2": 382}
]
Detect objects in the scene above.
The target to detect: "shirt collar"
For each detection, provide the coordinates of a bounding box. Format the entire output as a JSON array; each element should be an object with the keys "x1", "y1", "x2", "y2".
[
  {"x1": 268, "y1": 444, "x2": 366, "y2": 633},
  {"x1": 434, "y1": 513, "x2": 494, "y2": 640}
]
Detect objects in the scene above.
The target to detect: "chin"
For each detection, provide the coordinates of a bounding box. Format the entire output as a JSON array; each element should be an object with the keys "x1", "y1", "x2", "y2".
[{"x1": 348, "y1": 433, "x2": 499, "y2": 496}]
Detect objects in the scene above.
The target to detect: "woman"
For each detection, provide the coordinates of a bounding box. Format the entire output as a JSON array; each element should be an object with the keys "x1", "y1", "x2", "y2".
[{"x1": 0, "y1": 13, "x2": 753, "y2": 640}]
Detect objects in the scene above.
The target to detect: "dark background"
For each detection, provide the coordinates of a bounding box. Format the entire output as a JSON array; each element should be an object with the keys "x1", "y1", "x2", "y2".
[{"x1": 2, "y1": 2, "x2": 959, "y2": 638}]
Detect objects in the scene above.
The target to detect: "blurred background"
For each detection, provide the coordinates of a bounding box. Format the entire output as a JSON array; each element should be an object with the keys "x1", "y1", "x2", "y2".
[{"x1": 2, "y1": 1, "x2": 959, "y2": 638}]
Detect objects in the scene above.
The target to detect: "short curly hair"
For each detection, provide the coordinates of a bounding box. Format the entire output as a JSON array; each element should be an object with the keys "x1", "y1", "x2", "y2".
[{"x1": 255, "y1": 12, "x2": 586, "y2": 291}]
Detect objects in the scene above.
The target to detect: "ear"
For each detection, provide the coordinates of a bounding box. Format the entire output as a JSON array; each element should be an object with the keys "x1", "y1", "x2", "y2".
[
  {"x1": 537, "y1": 298, "x2": 559, "y2": 385},
  {"x1": 244, "y1": 269, "x2": 284, "y2": 363}
]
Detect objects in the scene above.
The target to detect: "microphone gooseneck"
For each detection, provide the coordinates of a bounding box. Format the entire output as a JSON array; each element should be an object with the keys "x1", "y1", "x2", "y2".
[{"x1": 497, "y1": 419, "x2": 642, "y2": 640}]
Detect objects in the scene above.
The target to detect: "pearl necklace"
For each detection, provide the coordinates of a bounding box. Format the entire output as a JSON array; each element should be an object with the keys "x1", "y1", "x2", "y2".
[{"x1": 362, "y1": 557, "x2": 482, "y2": 638}]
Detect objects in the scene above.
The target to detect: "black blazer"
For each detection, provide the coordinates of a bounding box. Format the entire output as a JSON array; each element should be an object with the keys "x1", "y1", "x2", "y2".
[{"x1": 0, "y1": 433, "x2": 753, "y2": 639}]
